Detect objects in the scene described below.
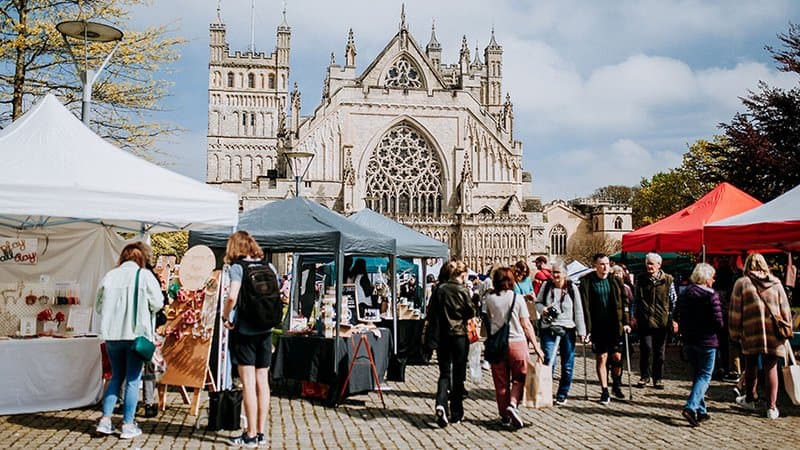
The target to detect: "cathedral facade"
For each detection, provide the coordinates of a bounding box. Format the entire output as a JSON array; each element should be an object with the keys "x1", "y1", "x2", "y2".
[{"x1": 205, "y1": 8, "x2": 631, "y2": 270}]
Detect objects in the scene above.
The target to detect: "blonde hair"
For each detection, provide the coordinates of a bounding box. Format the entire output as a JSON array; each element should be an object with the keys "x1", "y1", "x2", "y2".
[
  {"x1": 743, "y1": 253, "x2": 770, "y2": 276},
  {"x1": 224, "y1": 230, "x2": 264, "y2": 264},
  {"x1": 443, "y1": 259, "x2": 467, "y2": 280}
]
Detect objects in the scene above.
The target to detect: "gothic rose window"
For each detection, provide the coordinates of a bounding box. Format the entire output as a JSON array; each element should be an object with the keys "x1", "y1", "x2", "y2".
[
  {"x1": 384, "y1": 56, "x2": 423, "y2": 89},
  {"x1": 366, "y1": 123, "x2": 442, "y2": 216}
]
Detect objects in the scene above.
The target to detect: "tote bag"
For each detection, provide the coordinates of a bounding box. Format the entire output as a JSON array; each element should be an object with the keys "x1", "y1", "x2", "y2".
[{"x1": 782, "y1": 342, "x2": 800, "y2": 406}]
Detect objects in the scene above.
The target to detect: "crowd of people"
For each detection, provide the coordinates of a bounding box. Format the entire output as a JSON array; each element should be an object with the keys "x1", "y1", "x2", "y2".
[
  {"x1": 424, "y1": 251, "x2": 794, "y2": 429},
  {"x1": 91, "y1": 236, "x2": 794, "y2": 445}
]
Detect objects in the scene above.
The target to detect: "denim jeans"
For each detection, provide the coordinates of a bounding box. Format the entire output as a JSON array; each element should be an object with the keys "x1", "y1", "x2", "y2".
[
  {"x1": 541, "y1": 327, "x2": 576, "y2": 399},
  {"x1": 436, "y1": 334, "x2": 468, "y2": 421},
  {"x1": 103, "y1": 340, "x2": 144, "y2": 423},
  {"x1": 684, "y1": 343, "x2": 716, "y2": 414}
]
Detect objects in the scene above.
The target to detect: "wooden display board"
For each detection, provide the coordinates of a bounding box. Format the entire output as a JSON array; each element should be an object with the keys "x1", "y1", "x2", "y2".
[{"x1": 157, "y1": 245, "x2": 218, "y2": 416}]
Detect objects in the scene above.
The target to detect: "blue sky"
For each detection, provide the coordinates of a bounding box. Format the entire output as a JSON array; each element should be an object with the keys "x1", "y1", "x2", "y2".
[{"x1": 131, "y1": 0, "x2": 799, "y2": 201}]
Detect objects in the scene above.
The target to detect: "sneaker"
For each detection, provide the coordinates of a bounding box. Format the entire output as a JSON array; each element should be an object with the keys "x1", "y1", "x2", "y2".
[
  {"x1": 697, "y1": 412, "x2": 711, "y2": 423},
  {"x1": 653, "y1": 379, "x2": 665, "y2": 390},
  {"x1": 636, "y1": 377, "x2": 650, "y2": 388},
  {"x1": 500, "y1": 416, "x2": 511, "y2": 427},
  {"x1": 723, "y1": 372, "x2": 741, "y2": 382},
  {"x1": 766, "y1": 408, "x2": 780, "y2": 420},
  {"x1": 599, "y1": 389, "x2": 611, "y2": 405},
  {"x1": 555, "y1": 396, "x2": 568, "y2": 406},
  {"x1": 506, "y1": 405, "x2": 524, "y2": 429},
  {"x1": 257, "y1": 433, "x2": 266, "y2": 447},
  {"x1": 95, "y1": 417, "x2": 116, "y2": 435},
  {"x1": 481, "y1": 360, "x2": 491, "y2": 370},
  {"x1": 435, "y1": 405, "x2": 448, "y2": 428},
  {"x1": 732, "y1": 386, "x2": 742, "y2": 397},
  {"x1": 681, "y1": 408, "x2": 699, "y2": 427},
  {"x1": 735, "y1": 395, "x2": 757, "y2": 411},
  {"x1": 612, "y1": 385, "x2": 625, "y2": 399},
  {"x1": 119, "y1": 422, "x2": 142, "y2": 439},
  {"x1": 229, "y1": 433, "x2": 258, "y2": 448}
]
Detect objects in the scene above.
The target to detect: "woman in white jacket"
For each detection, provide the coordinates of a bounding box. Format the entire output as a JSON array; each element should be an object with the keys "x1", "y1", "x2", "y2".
[{"x1": 95, "y1": 242, "x2": 163, "y2": 439}]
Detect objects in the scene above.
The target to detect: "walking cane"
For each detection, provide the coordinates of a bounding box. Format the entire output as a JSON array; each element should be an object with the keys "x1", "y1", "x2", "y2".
[
  {"x1": 624, "y1": 331, "x2": 633, "y2": 401},
  {"x1": 583, "y1": 339, "x2": 588, "y2": 401}
]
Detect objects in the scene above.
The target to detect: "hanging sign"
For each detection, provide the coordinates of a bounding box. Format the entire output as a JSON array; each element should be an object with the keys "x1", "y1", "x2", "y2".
[{"x1": 0, "y1": 238, "x2": 37, "y2": 265}]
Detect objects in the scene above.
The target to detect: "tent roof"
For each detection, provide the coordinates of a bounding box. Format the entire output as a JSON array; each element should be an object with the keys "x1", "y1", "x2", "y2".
[
  {"x1": 0, "y1": 94, "x2": 238, "y2": 232},
  {"x1": 348, "y1": 208, "x2": 449, "y2": 258},
  {"x1": 622, "y1": 182, "x2": 762, "y2": 253},
  {"x1": 705, "y1": 183, "x2": 800, "y2": 251},
  {"x1": 189, "y1": 197, "x2": 396, "y2": 255}
]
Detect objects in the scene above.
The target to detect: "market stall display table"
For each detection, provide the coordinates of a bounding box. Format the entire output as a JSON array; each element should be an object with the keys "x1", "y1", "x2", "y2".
[
  {"x1": 378, "y1": 319, "x2": 429, "y2": 382},
  {"x1": 0, "y1": 336, "x2": 103, "y2": 415},
  {"x1": 272, "y1": 328, "x2": 391, "y2": 404}
]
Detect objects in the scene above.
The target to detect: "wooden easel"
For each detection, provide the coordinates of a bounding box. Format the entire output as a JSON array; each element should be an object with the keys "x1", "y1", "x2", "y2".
[
  {"x1": 336, "y1": 332, "x2": 386, "y2": 408},
  {"x1": 157, "y1": 365, "x2": 217, "y2": 416}
]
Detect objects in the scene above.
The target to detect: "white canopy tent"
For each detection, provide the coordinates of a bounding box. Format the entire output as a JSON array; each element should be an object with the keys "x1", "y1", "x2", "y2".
[
  {"x1": 0, "y1": 94, "x2": 238, "y2": 233},
  {"x1": 0, "y1": 94, "x2": 238, "y2": 415}
]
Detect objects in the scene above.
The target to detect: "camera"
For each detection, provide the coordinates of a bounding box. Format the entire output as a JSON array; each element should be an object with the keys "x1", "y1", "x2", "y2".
[{"x1": 542, "y1": 306, "x2": 560, "y2": 323}]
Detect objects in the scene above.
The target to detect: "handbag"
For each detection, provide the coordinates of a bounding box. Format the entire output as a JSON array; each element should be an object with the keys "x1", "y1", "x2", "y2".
[
  {"x1": 547, "y1": 325, "x2": 567, "y2": 337},
  {"x1": 207, "y1": 389, "x2": 242, "y2": 431},
  {"x1": 467, "y1": 317, "x2": 480, "y2": 344},
  {"x1": 782, "y1": 341, "x2": 800, "y2": 406},
  {"x1": 484, "y1": 295, "x2": 516, "y2": 364},
  {"x1": 757, "y1": 288, "x2": 793, "y2": 339},
  {"x1": 131, "y1": 269, "x2": 156, "y2": 362}
]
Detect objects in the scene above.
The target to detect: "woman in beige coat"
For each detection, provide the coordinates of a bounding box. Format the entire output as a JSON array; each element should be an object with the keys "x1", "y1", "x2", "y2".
[{"x1": 728, "y1": 253, "x2": 792, "y2": 419}]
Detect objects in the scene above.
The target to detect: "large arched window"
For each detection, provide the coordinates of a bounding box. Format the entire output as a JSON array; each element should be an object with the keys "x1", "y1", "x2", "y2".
[
  {"x1": 550, "y1": 224, "x2": 567, "y2": 256},
  {"x1": 365, "y1": 123, "x2": 442, "y2": 217},
  {"x1": 268, "y1": 74, "x2": 276, "y2": 89},
  {"x1": 247, "y1": 73, "x2": 255, "y2": 88},
  {"x1": 227, "y1": 72, "x2": 234, "y2": 88},
  {"x1": 384, "y1": 56, "x2": 424, "y2": 89},
  {"x1": 614, "y1": 216, "x2": 624, "y2": 230}
]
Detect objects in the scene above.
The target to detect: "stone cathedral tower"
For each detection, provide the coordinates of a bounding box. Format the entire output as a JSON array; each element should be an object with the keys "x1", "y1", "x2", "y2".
[{"x1": 206, "y1": 7, "x2": 291, "y2": 205}]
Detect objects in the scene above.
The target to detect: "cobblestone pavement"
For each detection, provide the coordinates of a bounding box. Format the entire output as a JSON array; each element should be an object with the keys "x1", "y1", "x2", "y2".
[{"x1": 2, "y1": 345, "x2": 797, "y2": 449}]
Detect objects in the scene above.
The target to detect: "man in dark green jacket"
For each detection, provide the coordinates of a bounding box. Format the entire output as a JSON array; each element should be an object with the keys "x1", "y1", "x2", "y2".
[
  {"x1": 580, "y1": 253, "x2": 631, "y2": 404},
  {"x1": 632, "y1": 252, "x2": 676, "y2": 390}
]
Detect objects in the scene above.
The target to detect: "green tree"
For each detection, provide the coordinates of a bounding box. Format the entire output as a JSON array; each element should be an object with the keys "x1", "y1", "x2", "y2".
[
  {"x1": 589, "y1": 185, "x2": 638, "y2": 204},
  {"x1": 0, "y1": 0, "x2": 184, "y2": 154},
  {"x1": 150, "y1": 231, "x2": 188, "y2": 260},
  {"x1": 630, "y1": 170, "x2": 699, "y2": 228}
]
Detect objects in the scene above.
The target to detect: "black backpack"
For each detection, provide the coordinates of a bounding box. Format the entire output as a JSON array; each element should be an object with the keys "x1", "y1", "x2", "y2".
[{"x1": 236, "y1": 260, "x2": 282, "y2": 330}]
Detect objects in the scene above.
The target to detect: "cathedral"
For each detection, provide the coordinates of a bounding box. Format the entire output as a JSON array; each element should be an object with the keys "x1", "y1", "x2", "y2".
[{"x1": 205, "y1": 6, "x2": 631, "y2": 271}]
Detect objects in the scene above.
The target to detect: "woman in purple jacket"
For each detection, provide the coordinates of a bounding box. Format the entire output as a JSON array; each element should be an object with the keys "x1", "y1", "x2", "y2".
[{"x1": 675, "y1": 262, "x2": 724, "y2": 427}]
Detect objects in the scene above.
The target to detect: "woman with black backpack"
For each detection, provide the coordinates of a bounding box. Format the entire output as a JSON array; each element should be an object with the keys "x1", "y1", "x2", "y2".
[{"x1": 221, "y1": 231, "x2": 279, "y2": 447}]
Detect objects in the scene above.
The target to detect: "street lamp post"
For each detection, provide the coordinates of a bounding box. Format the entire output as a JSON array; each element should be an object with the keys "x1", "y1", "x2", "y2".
[
  {"x1": 283, "y1": 150, "x2": 315, "y2": 197},
  {"x1": 56, "y1": 20, "x2": 123, "y2": 127}
]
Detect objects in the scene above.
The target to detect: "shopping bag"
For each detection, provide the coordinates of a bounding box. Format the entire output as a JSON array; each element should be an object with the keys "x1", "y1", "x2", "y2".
[
  {"x1": 782, "y1": 342, "x2": 800, "y2": 405},
  {"x1": 467, "y1": 342, "x2": 482, "y2": 384},
  {"x1": 523, "y1": 359, "x2": 553, "y2": 409},
  {"x1": 206, "y1": 389, "x2": 242, "y2": 431}
]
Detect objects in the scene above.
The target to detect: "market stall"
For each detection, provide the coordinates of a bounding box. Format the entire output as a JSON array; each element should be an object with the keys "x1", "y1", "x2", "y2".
[
  {"x1": 189, "y1": 197, "x2": 397, "y2": 401},
  {"x1": 622, "y1": 182, "x2": 762, "y2": 257},
  {"x1": 348, "y1": 208, "x2": 449, "y2": 379},
  {"x1": 0, "y1": 94, "x2": 238, "y2": 415}
]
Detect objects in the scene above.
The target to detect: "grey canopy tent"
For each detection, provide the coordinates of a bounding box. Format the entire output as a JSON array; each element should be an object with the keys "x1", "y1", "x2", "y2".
[
  {"x1": 189, "y1": 197, "x2": 397, "y2": 371},
  {"x1": 348, "y1": 208, "x2": 449, "y2": 313}
]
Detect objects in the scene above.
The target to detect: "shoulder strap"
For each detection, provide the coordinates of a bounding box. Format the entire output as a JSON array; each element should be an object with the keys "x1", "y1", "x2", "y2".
[
  {"x1": 505, "y1": 294, "x2": 517, "y2": 324},
  {"x1": 756, "y1": 284, "x2": 783, "y2": 322},
  {"x1": 132, "y1": 268, "x2": 141, "y2": 332},
  {"x1": 541, "y1": 280, "x2": 553, "y2": 305}
]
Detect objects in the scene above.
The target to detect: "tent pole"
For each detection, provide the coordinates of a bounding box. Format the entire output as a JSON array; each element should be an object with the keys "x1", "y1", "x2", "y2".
[
  {"x1": 289, "y1": 253, "x2": 300, "y2": 332},
  {"x1": 390, "y1": 255, "x2": 397, "y2": 355},
  {"x1": 702, "y1": 244, "x2": 706, "y2": 263},
  {"x1": 421, "y1": 261, "x2": 428, "y2": 315},
  {"x1": 334, "y1": 242, "x2": 344, "y2": 375}
]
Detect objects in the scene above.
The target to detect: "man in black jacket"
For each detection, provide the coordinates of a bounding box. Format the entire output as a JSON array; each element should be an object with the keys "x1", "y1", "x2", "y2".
[{"x1": 580, "y1": 254, "x2": 631, "y2": 404}]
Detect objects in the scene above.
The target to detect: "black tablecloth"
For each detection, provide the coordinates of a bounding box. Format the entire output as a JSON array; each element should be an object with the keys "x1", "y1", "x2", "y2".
[
  {"x1": 379, "y1": 319, "x2": 430, "y2": 382},
  {"x1": 272, "y1": 328, "x2": 391, "y2": 402}
]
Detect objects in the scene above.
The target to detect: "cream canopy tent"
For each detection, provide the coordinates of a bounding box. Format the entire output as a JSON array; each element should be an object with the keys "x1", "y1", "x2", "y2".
[{"x1": 0, "y1": 94, "x2": 238, "y2": 233}]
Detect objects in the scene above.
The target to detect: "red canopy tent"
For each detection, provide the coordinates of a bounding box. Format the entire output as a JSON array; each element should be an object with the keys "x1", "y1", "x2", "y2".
[
  {"x1": 622, "y1": 182, "x2": 762, "y2": 253},
  {"x1": 704, "y1": 183, "x2": 800, "y2": 252}
]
